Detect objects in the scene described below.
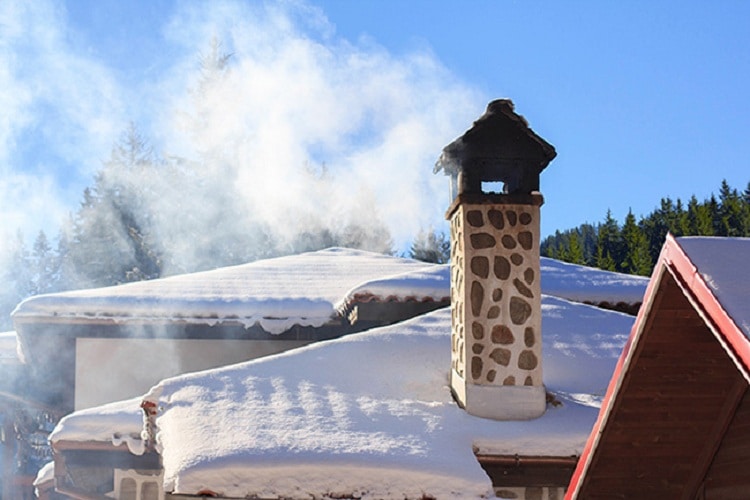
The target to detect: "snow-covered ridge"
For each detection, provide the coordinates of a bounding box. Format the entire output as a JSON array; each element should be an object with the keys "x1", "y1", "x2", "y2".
[
  {"x1": 677, "y1": 236, "x2": 750, "y2": 339},
  {"x1": 12, "y1": 250, "x2": 648, "y2": 337},
  {"x1": 541, "y1": 257, "x2": 648, "y2": 305},
  {"x1": 335, "y1": 264, "x2": 451, "y2": 313},
  {"x1": 12, "y1": 248, "x2": 437, "y2": 334}
]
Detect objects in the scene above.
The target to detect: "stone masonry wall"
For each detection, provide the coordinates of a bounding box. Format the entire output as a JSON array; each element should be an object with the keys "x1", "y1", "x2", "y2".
[{"x1": 450, "y1": 202, "x2": 542, "y2": 388}]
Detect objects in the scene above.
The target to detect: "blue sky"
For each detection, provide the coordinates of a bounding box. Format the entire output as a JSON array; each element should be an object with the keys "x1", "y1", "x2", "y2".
[{"x1": 2, "y1": 0, "x2": 749, "y2": 253}]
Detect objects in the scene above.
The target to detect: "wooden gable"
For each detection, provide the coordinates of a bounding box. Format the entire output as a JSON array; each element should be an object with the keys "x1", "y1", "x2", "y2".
[{"x1": 567, "y1": 235, "x2": 750, "y2": 499}]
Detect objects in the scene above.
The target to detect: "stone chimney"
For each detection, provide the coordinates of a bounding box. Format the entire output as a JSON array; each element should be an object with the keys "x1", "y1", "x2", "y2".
[{"x1": 435, "y1": 99, "x2": 556, "y2": 420}]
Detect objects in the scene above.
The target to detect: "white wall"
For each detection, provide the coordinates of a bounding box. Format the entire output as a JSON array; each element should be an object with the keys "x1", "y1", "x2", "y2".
[{"x1": 75, "y1": 338, "x2": 309, "y2": 410}]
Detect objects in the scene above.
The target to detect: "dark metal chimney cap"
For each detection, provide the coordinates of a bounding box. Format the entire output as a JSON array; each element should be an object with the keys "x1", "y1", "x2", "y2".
[{"x1": 434, "y1": 99, "x2": 556, "y2": 194}]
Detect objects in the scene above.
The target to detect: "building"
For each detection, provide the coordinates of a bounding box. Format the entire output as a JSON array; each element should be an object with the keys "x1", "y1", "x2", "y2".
[
  {"x1": 48, "y1": 295, "x2": 636, "y2": 499},
  {"x1": 37, "y1": 100, "x2": 652, "y2": 500},
  {"x1": 12, "y1": 248, "x2": 450, "y2": 413},
  {"x1": 567, "y1": 235, "x2": 750, "y2": 499}
]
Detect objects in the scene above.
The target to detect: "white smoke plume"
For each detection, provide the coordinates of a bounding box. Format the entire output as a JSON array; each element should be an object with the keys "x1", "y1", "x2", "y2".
[
  {"x1": 149, "y1": 1, "x2": 483, "y2": 259},
  {"x1": 1, "y1": 0, "x2": 485, "y2": 292},
  {"x1": 0, "y1": 1, "x2": 126, "y2": 254}
]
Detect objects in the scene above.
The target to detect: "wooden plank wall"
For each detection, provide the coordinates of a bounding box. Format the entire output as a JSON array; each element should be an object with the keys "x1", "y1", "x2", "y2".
[
  {"x1": 577, "y1": 272, "x2": 745, "y2": 499},
  {"x1": 699, "y1": 389, "x2": 750, "y2": 499}
]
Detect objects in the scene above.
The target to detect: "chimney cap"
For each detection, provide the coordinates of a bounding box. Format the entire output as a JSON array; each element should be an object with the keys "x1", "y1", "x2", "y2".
[{"x1": 434, "y1": 99, "x2": 556, "y2": 194}]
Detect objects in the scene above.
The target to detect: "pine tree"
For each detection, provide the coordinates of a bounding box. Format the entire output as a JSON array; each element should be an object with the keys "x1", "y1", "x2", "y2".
[
  {"x1": 717, "y1": 179, "x2": 744, "y2": 236},
  {"x1": 621, "y1": 210, "x2": 652, "y2": 276},
  {"x1": 595, "y1": 210, "x2": 621, "y2": 271},
  {"x1": 10, "y1": 230, "x2": 34, "y2": 298},
  {"x1": 31, "y1": 231, "x2": 56, "y2": 295},
  {"x1": 687, "y1": 195, "x2": 714, "y2": 236},
  {"x1": 595, "y1": 242, "x2": 616, "y2": 272},
  {"x1": 673, "y1": 198, "x2": 689, "y2": 236},
  {"x1": 66, "y1": 126, "x2": 163, "y2": 288},
  {"x1": 566, "y1": 231, "x2": 586, "y2": 265},
  {"x1": 410, "y1": 227, "x2": 451, "y2": 264},
  {"x1": 642, "y1": 198, "x2": 674, "y2": 264},
  {"x1": 54, "y1": 226, "x2": 75, "y2": 291},
  {"x1": 0, "y1": 231, "x2": 33, "y2": 329},
  {"x1": 578, "y1": 223, "x2": 597, "y2": 265}
]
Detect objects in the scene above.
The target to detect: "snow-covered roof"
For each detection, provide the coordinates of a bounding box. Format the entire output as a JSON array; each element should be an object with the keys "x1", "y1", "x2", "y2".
[
  {"x1": 51, "y1": 297, "x2": 634, "y2": 499},
  {"x1": 677, "y1": 236, "x2": 750, "y2": 339},
  {"x1": 50, "y1": 397, "x2": 146, "y2": 454},
  {"x1": 336, "y1": 264, "x2": 451, "y2": 313},
  {"x1": 337, "y1": 257, "x2": 647, "y2": 315},
  {"x1": 540, "y1": 257, "x2": 648, "y2": 305},
  {"x1": 33, "y1": 461, "x2": 55, "y2": 491},
  {"x1": 13, "y1": 248, "x2": 438, "y2": 334},
  {"x1": 12, "y1": 249, "x2": 646, "y2": 339}
]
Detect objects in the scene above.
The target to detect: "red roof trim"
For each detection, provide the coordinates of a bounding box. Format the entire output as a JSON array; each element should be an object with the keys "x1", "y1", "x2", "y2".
[
  {"x1": 662, "y1": 234, "x2": 750, "y2": 372},
  {"x1": 566, "y1": 234, "x2": 750, "y2": 498}
]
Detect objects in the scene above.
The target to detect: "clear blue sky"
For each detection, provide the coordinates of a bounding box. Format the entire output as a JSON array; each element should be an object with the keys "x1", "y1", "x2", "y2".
[{"x1": 2, "y1": 0, "x2": 749, "y2": 251}]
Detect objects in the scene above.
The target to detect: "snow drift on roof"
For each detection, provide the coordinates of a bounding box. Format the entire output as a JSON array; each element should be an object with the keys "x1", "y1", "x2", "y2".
[
  {"x1": 50, "y1": 397, "x2": 146, "y2": 455},
  {"x1": 677, "y1": 236, "x2": 750, "y2": 339},
  {"x1": 33, "y1": 461, "x2": 55, "y2": 491},
  {"x1": 46, "y1": 297, "x2": 633, "y2": 499},
  {"x1": 541, "y1": 257, "x2": 648, "y2": 305},
  {"x1": 12, "y1": 248, "x2": 437, "y2": 334},
  {"x1": 336, "y1": 264, "x2": 451, "y2": 312}
]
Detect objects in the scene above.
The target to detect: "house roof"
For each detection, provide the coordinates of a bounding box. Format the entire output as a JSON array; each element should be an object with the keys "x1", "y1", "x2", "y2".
[
  {"x1": 50, "y1": 295, "x2": 635, "y2": 499},
  {"x1": 11, "y1": 250, "x2": 645, "y2": 339},
  {"x1": 567, "y1": 235, "x2": 750, "y2": 499},
  {"x1": 337, "y1": 257, "x2": 649, "y2": 313},
  {"x1": 12, "y1": 248, "x2": 438, "y2": 334},
  {"x1": 335, "y1": 264, "x2": 451, "y2": 315},
  {"x1": 676, "y1": 236, "x2": 750, "y2": 343},
  {"x1": 540, "y1": 257, "x2": 647, "y2": 307}
]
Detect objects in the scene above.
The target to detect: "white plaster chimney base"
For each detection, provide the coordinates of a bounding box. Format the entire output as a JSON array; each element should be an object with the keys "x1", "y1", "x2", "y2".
[{"x1": 451, "y1": 369, "x2": 546, "y2": 420}]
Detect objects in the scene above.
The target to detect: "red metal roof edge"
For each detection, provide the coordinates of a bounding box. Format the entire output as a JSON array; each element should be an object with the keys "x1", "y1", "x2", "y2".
[
  {"x1": 565, "y1": 234, "x2": 750, "y2": 498},
  {"x1": 662, "y1": 234, "x2": 750, "y2": 372}
]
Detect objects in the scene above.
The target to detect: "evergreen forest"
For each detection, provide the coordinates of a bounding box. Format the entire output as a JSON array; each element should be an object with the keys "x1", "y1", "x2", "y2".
[{"x1": 540, "y1": 180, "x2": 750, "y2": 276}]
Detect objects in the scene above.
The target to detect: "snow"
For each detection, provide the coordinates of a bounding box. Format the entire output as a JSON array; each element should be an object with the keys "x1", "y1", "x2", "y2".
[
  {"x1": 0, "y1": 331, "x2": 19, "y2": 363},
  {"x1": 336, "y1": 264, "x2": 450, "y2": 311},
  {"x1": 677, "y1": 236, "x2": 750, "y2": 339},
  {"x1": 12, "y1": 248, "x2": 437, "y2": 334},
  {"x1": 40, "y1": 248, "x2": 646, "y2": 498},
  {"x1": 33, "y1": 460, "x2": 55, "y2": 491},
  {"x1": 49, "y1": 397, "x2": 146, "y2": 455},
  {"x1": 541, "y1": 257, "x2": 648, "y2": 305},
  {"x1": 113, "y1": 298, "x2": 630, "y2": 499},
  {"x1": 13, "y1": 252, "x2": 646, "y2": 338}
]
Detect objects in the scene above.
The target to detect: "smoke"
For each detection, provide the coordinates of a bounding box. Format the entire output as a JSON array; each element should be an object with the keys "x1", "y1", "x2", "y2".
[
  {"x1": 0, "y1": 1, "x2": 126, "y2": 252},
  {"x1": 1, "y1": 0, "x2": 485, "y2": 287},
  {"x1": 146, "y1": 1, "x2": 483, "y2": 259}
]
